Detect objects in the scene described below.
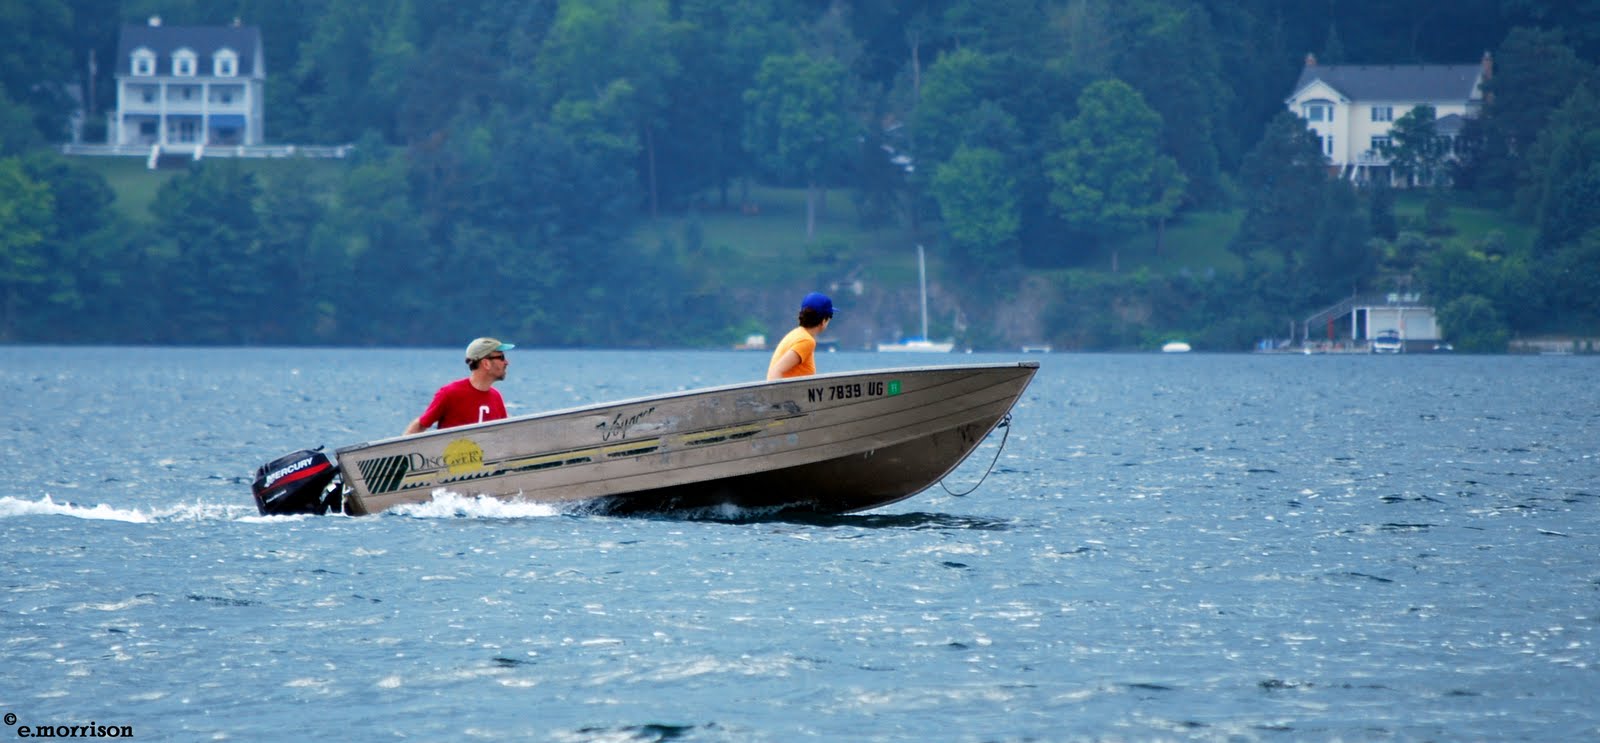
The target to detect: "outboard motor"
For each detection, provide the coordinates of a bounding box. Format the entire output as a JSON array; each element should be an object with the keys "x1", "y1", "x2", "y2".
[{"x1": 252, "y1": 447, "x2": 343, "y2": 515}]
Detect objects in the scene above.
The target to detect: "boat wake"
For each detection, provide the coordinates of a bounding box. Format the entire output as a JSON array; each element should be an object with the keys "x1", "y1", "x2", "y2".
[
  {"x1": 1, "y1": 492, "x2": 1002, "y2": 528},
  {"x1": 387, "y1": 491, "x2": 562, "y2": 519},
  {"x1": 0, "y1": 492, "x2": 564, "y2": 523},
  {"x1": 0, "y1": 495, "x2": 257, "y2": 523}
]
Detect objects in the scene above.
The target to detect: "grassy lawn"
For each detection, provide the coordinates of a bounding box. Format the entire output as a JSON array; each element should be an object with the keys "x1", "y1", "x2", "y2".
[
  {"x1": 79, "y1": 155, "x2": 351, "y2": 222},
  {"x1": 1111, "y1": 210, "x2": 1245, "y2": 276},
  {"x1": 1393, "y1": 192, "x2": 1536, "y2": 252},
  {"x1": 83, "y1": 156, "x2": 183, "y2": 221},
  {"x1": 631, "y1": 185, "x2": 918, "y2": 287}
]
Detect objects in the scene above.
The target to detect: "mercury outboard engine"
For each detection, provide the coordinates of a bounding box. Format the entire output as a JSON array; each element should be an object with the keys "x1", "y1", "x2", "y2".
[{"x1": 252, "y1": 447, "x2": 343, "y2": 515}]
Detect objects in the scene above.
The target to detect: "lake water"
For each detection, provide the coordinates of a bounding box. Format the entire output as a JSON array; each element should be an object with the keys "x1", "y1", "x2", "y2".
[{"x1": 3, "y1": 347, "x2": 1596, "y2": 741}]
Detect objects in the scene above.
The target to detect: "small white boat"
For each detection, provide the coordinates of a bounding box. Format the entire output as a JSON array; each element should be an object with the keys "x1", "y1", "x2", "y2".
[
  {"x1": 878, "y1": 338, "x2": 956, "y2": 353},
  {"x1": 879, "y1": 245, "x2": 955, "y2": 353},
  {"x1": 1161, "y1": 341, "x2": 1192, "y2": 353}
]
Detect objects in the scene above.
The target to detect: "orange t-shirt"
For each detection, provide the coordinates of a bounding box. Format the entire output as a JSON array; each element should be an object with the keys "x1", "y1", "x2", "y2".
[{"x1": 769, "y1": 327, "x2": 817, "y2": 378}]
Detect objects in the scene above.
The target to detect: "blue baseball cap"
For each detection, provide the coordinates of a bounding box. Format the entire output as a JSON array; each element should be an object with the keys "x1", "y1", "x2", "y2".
[{"x1": 801, "y1": 292, "x2": 836, "y2": 317}]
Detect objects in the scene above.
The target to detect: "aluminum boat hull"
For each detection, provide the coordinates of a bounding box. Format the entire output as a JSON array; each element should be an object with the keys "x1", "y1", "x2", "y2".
[{"x1": 333, "y1": 362, "x2": 1038, "y2": 515}]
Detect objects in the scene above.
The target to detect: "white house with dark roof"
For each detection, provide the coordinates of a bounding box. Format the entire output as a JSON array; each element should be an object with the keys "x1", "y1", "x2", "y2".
[
  {"x1": 1285, "y1": 53, "x2": 1491, "y2": 185},
  {"x1": 112, "y1": 16, "x2": 265, "y2": 152}
]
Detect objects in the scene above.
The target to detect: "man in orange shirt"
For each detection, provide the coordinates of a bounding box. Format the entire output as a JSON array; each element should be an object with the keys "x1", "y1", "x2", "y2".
[{"x1": 767, "y1": 293, "x2": 835, "y2": 379}]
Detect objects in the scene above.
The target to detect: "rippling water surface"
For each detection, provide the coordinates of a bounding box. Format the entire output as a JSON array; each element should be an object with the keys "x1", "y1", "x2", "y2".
[{"x1": 3, "y1": 347, "x2": 1597, "y2": 741}]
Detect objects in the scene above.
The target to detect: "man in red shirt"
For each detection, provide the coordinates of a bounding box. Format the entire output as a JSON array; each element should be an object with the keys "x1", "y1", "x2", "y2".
[{"x1": 403, "y1": 337, "x2": 515, "y2": 434}]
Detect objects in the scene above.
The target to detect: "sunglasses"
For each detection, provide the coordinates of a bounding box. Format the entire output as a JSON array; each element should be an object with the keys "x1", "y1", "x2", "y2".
[{"x1": 484, "y1": 354, "x2": 507, "y2": 362}]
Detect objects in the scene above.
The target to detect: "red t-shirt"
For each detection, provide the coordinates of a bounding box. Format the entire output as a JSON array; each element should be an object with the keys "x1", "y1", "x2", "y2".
[{"x1": 415, "y1": 378, "x2": 507, "y2": 431}]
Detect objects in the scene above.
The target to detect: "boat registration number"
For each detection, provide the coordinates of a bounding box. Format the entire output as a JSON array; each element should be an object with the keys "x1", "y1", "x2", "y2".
[{"x1": 807, "y1": 380, "x2": 892, "y2": 403}]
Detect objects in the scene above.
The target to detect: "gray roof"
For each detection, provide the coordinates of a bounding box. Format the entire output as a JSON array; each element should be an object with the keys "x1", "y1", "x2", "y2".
[
  {"x1": 1436, "y1": 113, "x2": 1468, "y2": 135},
  {"x1": 1292, "y1": 64, "x2": 1483, "y2": 103},
  {"x1": 116, "y1": 24, "x2": 262, "y2": 77}
]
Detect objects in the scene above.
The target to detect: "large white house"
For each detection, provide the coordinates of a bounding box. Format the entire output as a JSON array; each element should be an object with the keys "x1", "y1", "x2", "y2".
[
  {"x1": 1285, "y1": 53, "x2": 1491, "y2": 185},
  {"x1": 113, "y1": 17, "x2": 265, "y2": 152}
]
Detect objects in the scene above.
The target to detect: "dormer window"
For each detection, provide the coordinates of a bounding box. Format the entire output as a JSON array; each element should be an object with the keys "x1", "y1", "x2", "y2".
[
  {"x1": 173, "y1": 48, "x2": 196, "y2": 77},
  {"x1": 132, "y1": 48, "x2": 156, "y2": 76},
  {"x1": 1303, "y1": 101, "x2": 1334, "y2": 123},
  {"x1": 214, "y1": 49, "x2": 238, "y2": 77}
]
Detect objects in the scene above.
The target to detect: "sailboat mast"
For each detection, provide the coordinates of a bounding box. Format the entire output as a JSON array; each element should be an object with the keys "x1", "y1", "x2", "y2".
[{"x1": 918, "y1": 244, "x2": 929, "y2": 340}]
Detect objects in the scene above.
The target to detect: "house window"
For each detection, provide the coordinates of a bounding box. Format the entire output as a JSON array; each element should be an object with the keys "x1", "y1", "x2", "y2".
[
  {"x1": 1371, "y1": 106, "x2": 1393, "y2": 122},
  {"x1": 1371, "y1": 135, "x2": 1391, "y2": 152},
  {"x1": 1304, "y1": 102, "x2": 1333, "y2": 122},
  {"x1": 214, "y1": 49, "x2": 237, "y2": 77},
  {"x1": 173, "y1": 48, "x2": 196, "y2": 77},
  {"x1": 168, "y1": 85, "x2": 198, "y2": 102},
  {"x1": 1324, "y1": 135, "x2": 1335, "y2": 155},
  {"x1": 140, "y1": 86, "x2": 157, "y2": 104},
  {"x1": 210, "y1": 85, "x2": 240, "y2": 105},
  {"x1": 132, "y1": 48, "x2": 155, "y2": 76}
]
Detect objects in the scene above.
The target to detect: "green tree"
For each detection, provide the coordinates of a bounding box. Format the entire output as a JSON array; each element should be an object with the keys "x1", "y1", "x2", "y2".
[
  {"x1": 1046, "y1": 78, "x2": 1185, "y2": 270},
  {"x1": 312, "y1": 133, "x2": 429, "y2": 342},
  {"x1": 931, "y1": 145, "x2": 1019, "y2": 272},
  {"x1": 1368, "y1": 176, "x2": 1398, "y2": 240},
  {"x1": 1105, "y1": 0, "x2": 1229, "y2": 205},
  {"x1": 1302, "y1": 181, "x2": 1375, "y2": 300},
  {"x1": 1437, "y1": 293, "x2": 1509, "y2": 352},
  {"x1": 1230, "y1": 111, "x2": 1329, "y2": 266},
  {"x1": 1525, "y1": 85, "x2": 1600, "y2": 254},
  {"x1": 21, "y1": 151, "x2": 113, "y2": 244},
  {"x1": 743, "y1": 52, "x2": 857, "y2": 240},
  {"x1": 256, "y1": 165, "x2": 331, "y2": 341},
  {"x1": 0, "y1": 84, "x2": 44, "y2": 156},
  {"x1": 1463, "y1": 28, "x2": 1593, "y2": 202},
  {"x1": 148, "y1": 161, "x2": 266, "y2": 341},
  {"x1": 1544, "y1": 227, "x2": 1600, "y2": 327},
  {"x1": 1385, "y1": 104, "x2": 1446, "y2": 187},
  {"x1": 11, "y1": 152, "x2": 119, "y2": 335},
  {"x1": 0, "y1": 0, "x2": 73, "y2": 141},
  {"x1": 535, "y1": 0, "x2": 680, "y2": 218},
  {"x1": 291, "y1": 0, "x2": 419, "y2": 144},
  {"x1": 661, "y1": 0, "x2": 793, "y2": 208},
  {"x1": 915, "y1": 48, "x2": 1004, "y2": 170},
  {"x1": 0, "y1": 157, "x2": 54, "y2": 339}
]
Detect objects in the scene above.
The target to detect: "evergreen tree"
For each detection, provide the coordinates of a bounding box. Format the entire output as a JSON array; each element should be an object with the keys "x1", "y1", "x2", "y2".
[{"x1": 1045, "y1": 79, "x2": 1185, "y2": 270}]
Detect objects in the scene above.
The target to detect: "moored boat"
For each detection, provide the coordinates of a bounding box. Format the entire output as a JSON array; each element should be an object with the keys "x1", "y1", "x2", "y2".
[
  {"x1": 252, "y1": 362, "x2": 1039, "y2": 516},
  {"x1": 879, "y1": 245, "x2": 956, "y2": 353}
]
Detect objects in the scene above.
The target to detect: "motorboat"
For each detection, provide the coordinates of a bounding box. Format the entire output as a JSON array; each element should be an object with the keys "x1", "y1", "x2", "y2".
[
  {"x1": 1371, "y1": 329, "x2": 1403, "y2": 354},
  {"x1": 252, "y1": 362, "x2": 1039, "y2": 517},
  {"x1": 1161, "y1": 341, "x2": 1192, "y2": 353}
]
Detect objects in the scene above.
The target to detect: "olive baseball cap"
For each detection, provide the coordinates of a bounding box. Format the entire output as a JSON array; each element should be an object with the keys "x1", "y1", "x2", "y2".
[{"x1": 465, "y1": 337, "x2": 515, "y2": 361}]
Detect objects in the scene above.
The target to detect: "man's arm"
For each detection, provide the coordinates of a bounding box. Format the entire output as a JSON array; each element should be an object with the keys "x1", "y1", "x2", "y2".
[{"x1": 767, "y1": 349, "x2": 801, "y2": 380}]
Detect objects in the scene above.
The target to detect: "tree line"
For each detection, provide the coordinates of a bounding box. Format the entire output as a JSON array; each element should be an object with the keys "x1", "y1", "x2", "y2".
[{"x1": 1, "y1": 0, "x2": 1598, "y2": 349}]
